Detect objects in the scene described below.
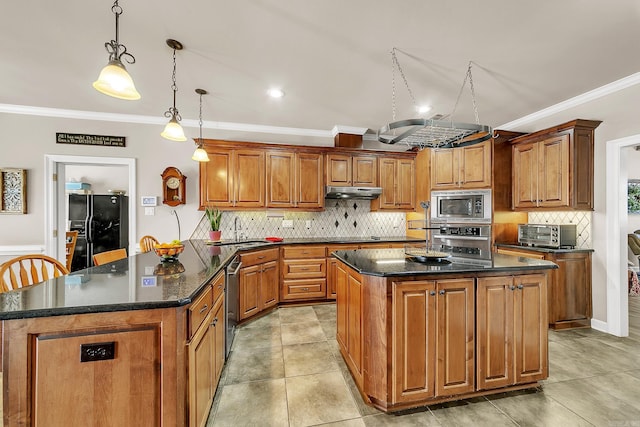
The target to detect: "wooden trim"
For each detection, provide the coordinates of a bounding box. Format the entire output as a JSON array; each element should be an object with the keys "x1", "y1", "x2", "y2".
[{"x1": 507, "y1": 119, "x2": 602, "y2": 145}]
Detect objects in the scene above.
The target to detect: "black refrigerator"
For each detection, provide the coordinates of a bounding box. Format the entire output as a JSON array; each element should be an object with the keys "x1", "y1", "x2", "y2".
[{"x1": 68, "y1": 194, "x2": 129, "y2": 271}]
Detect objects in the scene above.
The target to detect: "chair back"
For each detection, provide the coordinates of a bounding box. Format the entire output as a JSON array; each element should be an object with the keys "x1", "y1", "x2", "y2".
[
  {"x1": 139, "y1": 235, "x2": 159, "y2": 253},
  {"x1": 65, "y1": 231, "x2": 79, "y2": 270},
  {"x1": 0, "y1": 255, "x2": 69, "y2": 292},
  {"x1": 92, "y1": 248, "x2": 128, "y2": 266}
]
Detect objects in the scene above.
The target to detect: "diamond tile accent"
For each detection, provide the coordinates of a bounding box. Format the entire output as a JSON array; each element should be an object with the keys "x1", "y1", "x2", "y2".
[{"x1": 528, "y1": 211, "x2": 592, "y2": 248}]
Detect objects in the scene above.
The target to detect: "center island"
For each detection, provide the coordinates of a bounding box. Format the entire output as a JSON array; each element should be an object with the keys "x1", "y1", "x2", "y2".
[{"x1": 331, "y1": 248, "x2": 558, "y2": 412}]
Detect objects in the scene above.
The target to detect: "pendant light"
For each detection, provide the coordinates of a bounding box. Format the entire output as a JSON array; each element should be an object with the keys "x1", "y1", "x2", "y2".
[
  {"x1": 92, "y1": 0, "x2": 141, "y2": 100},
  {"x1": 161, "y1": 39, "x2": 186, "y2": 141},
  {"x1": 192, "y1": 89, "x2": 210, "y2": 162}
]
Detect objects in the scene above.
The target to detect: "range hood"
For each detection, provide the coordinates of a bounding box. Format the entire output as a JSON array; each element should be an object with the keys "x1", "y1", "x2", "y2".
[{"x1": 325, "y1": 186, "x2": 383, "y2": 200}]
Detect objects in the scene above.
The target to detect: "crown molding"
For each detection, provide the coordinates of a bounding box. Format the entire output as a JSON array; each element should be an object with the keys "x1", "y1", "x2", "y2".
[
  {"x1": 498, "y1": 72, "x2": 640, "y2": 130},
  {"x1": 331, "y1": 125, "x2": 368, "y2": 137}
]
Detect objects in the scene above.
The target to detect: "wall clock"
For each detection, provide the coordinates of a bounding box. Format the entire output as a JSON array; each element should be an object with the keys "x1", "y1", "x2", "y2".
[{"x1": 161, "y1": 167, "x2": 186, "y2": 206}]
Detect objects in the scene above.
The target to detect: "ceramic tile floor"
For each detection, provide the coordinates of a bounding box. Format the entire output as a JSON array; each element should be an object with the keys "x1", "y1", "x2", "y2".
[{"x1": 207, "y1": 299, "x2": 640, "y2": 427}]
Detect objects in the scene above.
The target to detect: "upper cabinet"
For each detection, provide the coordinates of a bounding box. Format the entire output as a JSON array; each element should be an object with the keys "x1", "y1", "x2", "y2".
[
  {"x1": 371, "y1": 156, "x2": 416, "y2": 211},
  {"x1": 431, "y1": 140, "x2": 491, "y2": 190},
  {"x1": 510, "y1": 119, "x2": 601, "y2": 211},
  {"x1": 266, "y1": 151, "x2": 324, "y2": 210},
  {"x1": 201, "y1": 147, "x2": 265, "y2": 209},
  {"x1": 326, "y1": 154, "x2": 377, "y2": 187}
]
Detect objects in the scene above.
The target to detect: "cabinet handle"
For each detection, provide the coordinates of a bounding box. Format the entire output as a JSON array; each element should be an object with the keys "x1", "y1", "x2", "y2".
[
  {"x1": 510, "y1": 285, "x2": 516, "y2": 291},
  {"x1": 430, "y1": 291, "x2": 436, "y2": 296},
  {"x1": 258, "y1": 256, "x2": 265, "y2": 259},
  {"x1": 301, "y1": 267, "x2": 309, "y2": 271},
  {"x1": 199, "y1": 304, "x2": 209, "y2": 313},
  {"x1": 517, "y1": 284, "x2": 524, "y2": 290},
  {"x1": 211, "y1": 317, "x2": 218, "y2": 326},
  {"x1": 439, "y1": 290, "x2": 445, "y2": 295},
  {"x1": 302, "y1": 287, "x2": 309, "y2": 291}
]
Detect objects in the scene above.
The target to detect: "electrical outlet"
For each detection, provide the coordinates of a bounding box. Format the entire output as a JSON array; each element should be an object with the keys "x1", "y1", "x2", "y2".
[
  {"x1": 282, "y1": 219, "x2": 293, "y2": 228},
  {"x1": 305, "y1": 220, "x2": 312, "y2": 229},
  {"x1": 144, "y1": 207, "x2": 155, "y2": 216}
]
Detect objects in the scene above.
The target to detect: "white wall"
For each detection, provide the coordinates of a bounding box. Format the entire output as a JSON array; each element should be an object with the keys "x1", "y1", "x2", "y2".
[{"x1": 65, "y1": 164, "x2": 128, "y2": 194}]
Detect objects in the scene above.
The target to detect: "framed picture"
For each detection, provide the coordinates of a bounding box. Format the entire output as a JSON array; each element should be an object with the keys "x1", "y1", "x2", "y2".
[
  {"x1": 629, "y1": 180, "x2": 640, "y2": 213},
  {"x1": 0, "y1": 168, "x2": 27, "y2": 214},
  {"x1": 141, "y1": 196, "x2": 158, "y2": 207}
]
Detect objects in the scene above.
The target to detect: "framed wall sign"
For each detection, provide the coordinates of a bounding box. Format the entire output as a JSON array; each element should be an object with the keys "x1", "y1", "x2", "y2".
[{"x1": 1, "y1": 168, "x2": 27, "y2": 214}]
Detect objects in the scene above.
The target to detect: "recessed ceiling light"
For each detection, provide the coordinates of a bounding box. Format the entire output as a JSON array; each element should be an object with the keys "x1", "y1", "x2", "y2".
[
  {"x1": 417, "y1": 105, "x2": 431, "y2": 114},
  {"x1": 267, "y1": 88, "x2": 285, "y2": 98}
]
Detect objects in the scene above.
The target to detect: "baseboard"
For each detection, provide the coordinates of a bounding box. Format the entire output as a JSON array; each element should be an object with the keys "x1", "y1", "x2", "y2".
[{"x1": 590, "y1": 318, "x2": 608, "y2": 333}]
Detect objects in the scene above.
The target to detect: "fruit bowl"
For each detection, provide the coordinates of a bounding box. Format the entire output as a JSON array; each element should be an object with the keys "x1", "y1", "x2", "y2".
[{"x1": 153, "y1": 244, "x2": 185, "y2": 261}]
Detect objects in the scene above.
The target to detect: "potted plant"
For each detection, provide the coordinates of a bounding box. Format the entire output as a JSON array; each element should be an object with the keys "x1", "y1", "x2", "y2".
[{"x1": 205, "y1": 206, "x2": 223, "y2": 241}]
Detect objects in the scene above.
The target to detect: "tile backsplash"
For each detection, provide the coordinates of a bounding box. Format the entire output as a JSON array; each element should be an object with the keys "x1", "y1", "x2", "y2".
[
  {"x1": 189, "y1": 200, "x2": 406, "y2": 241},
  {"x1": 528, "y1": 211, "x2": 592, "y2": 249}
]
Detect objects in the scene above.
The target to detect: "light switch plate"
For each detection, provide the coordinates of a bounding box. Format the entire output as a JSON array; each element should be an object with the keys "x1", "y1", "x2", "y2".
[{"x1": 145, "y1": 207, "x2": 155, "y2": 216}]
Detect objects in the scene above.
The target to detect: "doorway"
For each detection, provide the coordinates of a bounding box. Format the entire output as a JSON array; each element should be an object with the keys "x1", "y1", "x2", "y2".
[{"x1": 44, "y1": 155, "x2": 136, "y2": 264}]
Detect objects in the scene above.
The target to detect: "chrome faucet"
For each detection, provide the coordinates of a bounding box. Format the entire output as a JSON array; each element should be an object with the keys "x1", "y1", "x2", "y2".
[{"x1": 234, "y1": 217, "x2": 242, "y2": 241}]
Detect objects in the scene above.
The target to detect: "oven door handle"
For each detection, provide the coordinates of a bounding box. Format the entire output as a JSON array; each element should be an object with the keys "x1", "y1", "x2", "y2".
[
  {"x1": 228, "y1": 260, "x2": 243, "y2": 276},
  {"x1": 432, "y1": 234, "x2": 488, "y2": 241}
]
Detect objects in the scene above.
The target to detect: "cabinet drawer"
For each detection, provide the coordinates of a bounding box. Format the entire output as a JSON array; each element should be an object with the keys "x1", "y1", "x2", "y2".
[
  {"x1": 282, "y1": 246, "x2": 326, "y2": 259},
  {"x1": 240, "y1": 248, "x2": 279, "y2": 266},
  {"x1": 282, "y1": 278, "x2": 326, "y2": 300},
  {"x1": 189, "y1": 284, "x2": 213, "y2": 339},
  {"x1": 211, "y1": 271, "x2": 225, "y2": 304},
  {"x1": 282, "y1": 258, "x2": 326, "y2": 279}
]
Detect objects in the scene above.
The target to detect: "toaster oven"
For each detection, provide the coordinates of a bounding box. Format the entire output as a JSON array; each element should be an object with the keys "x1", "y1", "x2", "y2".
[{"x1": 517, "y1": 224, "x2": 577, "y2": 248}]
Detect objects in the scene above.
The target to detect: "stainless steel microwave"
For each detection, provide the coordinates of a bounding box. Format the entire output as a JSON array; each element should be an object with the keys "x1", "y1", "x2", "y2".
[
  {"x1": 430, "y1": 189, "x2": 492, "y2": 224},
  {"x1": 518, "y1": 224, "x2": 577, "y2": 248}
]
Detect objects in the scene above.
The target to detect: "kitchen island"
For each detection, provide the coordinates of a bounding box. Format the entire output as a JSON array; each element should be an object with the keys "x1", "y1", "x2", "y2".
[{"x1": 331, "y1": 248, "x2": 558, "y2": 412}]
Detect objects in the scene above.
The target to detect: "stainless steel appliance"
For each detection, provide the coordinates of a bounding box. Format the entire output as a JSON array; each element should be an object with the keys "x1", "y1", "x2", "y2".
[
  {"x1": 430, "y1": 189, "x2": 491, "y2": 224},
  {"x1": 518, "y1": 224, "x2": 577, "y2": 249},
  {"x1": 431, "y1": 224, "x2": 492, "y2": 260},
  {"x1": 325, "y1": 186, "x2": 383, "y2": 200},
  {"x1": 225, "y1": 255, "x2": 242, "y2": 357}
]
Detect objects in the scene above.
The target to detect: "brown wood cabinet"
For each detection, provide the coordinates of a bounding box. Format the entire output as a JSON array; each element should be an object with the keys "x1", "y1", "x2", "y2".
[
  {"x1": 430, "y1": 140, "x2": 491, "y2": 190},
  {"x1": 201, "y1": 147, "x2": 265, "y2": 208},
  {"x1": 391, "y1": 278, "x2": 474, "y2": 403},
  {"x1": 239, "y1": 248, "x2": 279, "y2": 320},
  {"x1": 335, "y1": 261, "x2": 364, "y2": 389},
  {"x1": 510, "y1": 119, "x2": 601, "y2": 210},
  {"x1": 476, "y1": 274, "x2": 548, "y2": 391},
  {"x1": 326, "y1": 153, "x2": 378, "y2": 187},
  {"x1": 281, "y1": 245, "x2": 327, "y2": 301},
  {"x1": 266, "y1": 151, "x2": 324, "y2": 210},
  {"x1": 371, "y1": 156, "x2": 416, "y2": 211},
  {"x1": 495, "y1": 246, "x2": 591, "y2": 329}
]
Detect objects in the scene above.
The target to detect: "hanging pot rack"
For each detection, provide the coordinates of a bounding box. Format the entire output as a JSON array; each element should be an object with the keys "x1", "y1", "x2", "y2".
[{"x1": 377, "y1": 50, "x2": 493, "y2": 150}]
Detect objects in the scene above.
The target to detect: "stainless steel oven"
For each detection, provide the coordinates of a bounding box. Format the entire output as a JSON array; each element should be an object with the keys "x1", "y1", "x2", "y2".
[
  {"x1": 431, "y1": 224, "x2": 492, "y2": 260},
  {"x1": 225, "y1": 256, "x2": 242, "y2": 357},
  {"x1": 431, "y1": 189, "x2": 491, "y2": 224},
  {"x1": 518, "y1": 224, "x2": 577, "y2": 248}
]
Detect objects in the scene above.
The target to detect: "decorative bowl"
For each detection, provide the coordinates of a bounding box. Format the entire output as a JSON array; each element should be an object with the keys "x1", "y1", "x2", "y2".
[
  {"x1": 153, "y1": 244, "x2": 185, "y2": 261},
  {"x1": 153, "y1": 260, "x2": 185, "y2": 276}
]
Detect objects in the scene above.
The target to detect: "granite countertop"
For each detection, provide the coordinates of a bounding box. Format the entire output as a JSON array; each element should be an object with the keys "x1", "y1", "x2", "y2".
[
  {"x1": 0, "y1": 236, "x2": 422, "y2": 320},
  {"x1": 494, "y1": 243, "x2": 594, "y2": 254},
  {"x1": 332, "y1": 248, "x2": 558, "y2": 277}
]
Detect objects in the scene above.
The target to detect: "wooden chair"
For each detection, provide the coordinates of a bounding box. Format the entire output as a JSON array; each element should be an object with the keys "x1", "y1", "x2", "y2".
[
  {"x1": 0, "y1": 254, "x2": 69, "y2": 292},
  {"x1": 93, "y1": 248, "x2": 128, "y2": 266},
  {"x1": 65, "y1": 231, "x2": 78, "y2": 271},
  {"x1": 139, "y1": 235, "x2": 159, "y2": 253}
]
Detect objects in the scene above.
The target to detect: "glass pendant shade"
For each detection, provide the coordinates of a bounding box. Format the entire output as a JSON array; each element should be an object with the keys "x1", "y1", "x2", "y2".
[
  {"x1": 192, "y1": 146, "x2": 210, "y2": 162},
  {"x1": 161, "y1": 116, "x2": 187, "y2": 141},
  {"x1": 93, "y1": 60, "x2": 141, "y2": 100}
]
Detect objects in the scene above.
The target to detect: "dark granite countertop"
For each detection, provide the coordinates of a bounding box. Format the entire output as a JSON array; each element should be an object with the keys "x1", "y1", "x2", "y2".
[
  {"x1": 494, "y1": 243, "x2": 594, "y2": 254},
  {"x1": 0, "y1": 237, "x2": 422, "y2": 320},
  {"x1": 332, "y1": 248, "x2": 558, "y2": 277}
]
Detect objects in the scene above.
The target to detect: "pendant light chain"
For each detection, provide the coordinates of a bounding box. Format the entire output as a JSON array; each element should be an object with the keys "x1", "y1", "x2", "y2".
[
  {"x1": 198, "y1": 91, "x2": 204, "y2": 142},
  {"x1": 390, "y1": 48, "x2": 417, "y2": 122},
  {"x1": 106, "y1": 0, "x2": 135, "y2": 65},
  {"x1": 450, "y1": 61, "x2": 480, "y2": 125}
]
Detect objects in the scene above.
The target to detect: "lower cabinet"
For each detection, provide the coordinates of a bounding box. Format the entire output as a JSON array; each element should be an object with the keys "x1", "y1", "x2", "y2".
[
  {"x1": 335, "y1": 260, "x2": 364, "y2": 388},
  {"x1": 476, "y1": 274, "x2": 547, "y2": 391},
  {"x1": 391, "y1": 278, "x2": 474, "y2": 403},
  {"x1": 239, "y1": 248, "x2": 279, "y2": 320},
  {"x1": 281, "y1": 246, "x2": 327, "y2": 301}
]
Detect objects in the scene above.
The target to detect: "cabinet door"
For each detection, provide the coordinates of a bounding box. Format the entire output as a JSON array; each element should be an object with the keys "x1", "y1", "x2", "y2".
[
  {"x1": 296, "y1": 152, "x2": 324, "y2": 209},
  {"x1": 201, "y1": 149, "x2": 234, "y2": 207},
  {"x1": 352, "y1": 155, "x2": 377, "y2": 187},
  {"x1": 395, "y1": 158, "x2": 415, "y2": 209},
  {"x1": 459, "y1": 141, "x2": 491, "y2": 188},
  {"x1": 512, "y1": 142, "x2": 538, "y2": 209},
  {"x1": 335, "y1": 261, "x2": 349, "y2": 350},
  {"x1": 549, "y1": 252, "x2": 592, "y2": 325},
  {"x1": 327, "y1": 257, "x2": 339, "y2": 299},
  {"x1": 266, "y1": 151, "x2": 295, "y2": 208},
  {"x1": 239, "y1": 264, "x2": 261, "y2": 320},
  {"x1": 377, "y1": 157, "x2": 398, "y2": 209},
  {"x1": 260, "y1": 260, "x2": 279, "y2": 309},
  {"x1": 431, "y1": 148, "x2": 458, "y2": 189},
  {"x1": 234, "y1": 149, "x2": 265, "y2": 208},
  {"x1": 476, "y1": 276, "x2": 514, "y2": 390},
  {"x1": 538, "y1": 135, "x2": 569, "y2": 207},
  {"x1": 212, "y1": 296, "x2": 226, "y2": 386},
  {"x1": 392, "y1": 280, "x2": 436, "y2": 403},
  {"x1": 514, "y1": 274, "x2": 548, "y2": 384},
  {"x1": 347, "y1": 271, "x2": 364, "y2": 384},
  {"x1": 326, "y1": 154, "x2": 352, "y2": 186},
  {"x1": 436, "y1": 278, "x2": 475, "y2": 396},
  {"x1": 189, "y1": 311, "x2": 214, "y2": 427}
]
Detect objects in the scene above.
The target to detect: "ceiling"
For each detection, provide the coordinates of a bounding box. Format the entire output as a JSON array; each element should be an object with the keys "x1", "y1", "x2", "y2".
[{"x1": 3, "y1": 0, "x2": 640, "y2": 142}]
